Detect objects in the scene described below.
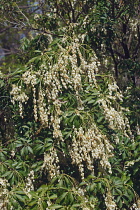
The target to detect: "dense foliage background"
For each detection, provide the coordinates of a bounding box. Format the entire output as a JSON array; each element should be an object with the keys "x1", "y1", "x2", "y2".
[{"x1": 0, "y1": 0, "x2": 140, "y2": 209}]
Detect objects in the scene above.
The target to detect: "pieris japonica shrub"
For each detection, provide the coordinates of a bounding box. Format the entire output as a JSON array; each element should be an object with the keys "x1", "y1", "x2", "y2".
[
  {"x1": 0, "y1": 31, "x2": 139, "y2": 210},
  {"x1": 0, "y1": 0, "x2": 140, "y2": 209}
]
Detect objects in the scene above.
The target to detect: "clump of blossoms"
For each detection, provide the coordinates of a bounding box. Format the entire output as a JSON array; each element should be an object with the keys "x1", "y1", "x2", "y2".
[
  {"x1": 10, "y1": 36, "x2": 100, "y2": 132},
  {"x1": 77, "y1": 187, "x2": 96, "y2": 209},
  {"x1": 130, "y1": 201, "x2": 140, "y2": 210},
  {"x1": 104, "y1": 190, "x2": 117, "y2": 210},
  {"x1": 70, "y1": 124, "x2": 113, "y2": 179},
  {"x1": 42, "y1": 147, "x2": 60, "y2": 180},
  {"x1": 10, "y1": 84, "x2": 29, "y2": 117},
  {"x1": 24, "y1": 170, "x2": 35, "y2": 194},
  {"x1": 0, "y1": 178, "x2": 9, "y2": 210},
  {"x1": 98, "y1": 98, "x2": 126, "y2": 131},
  {"x1": 10, "y1": 34, "x2": 132, "y2": 180},
  {"x1": 97, "y1": 80, "x2": 132, "y2": 139}
]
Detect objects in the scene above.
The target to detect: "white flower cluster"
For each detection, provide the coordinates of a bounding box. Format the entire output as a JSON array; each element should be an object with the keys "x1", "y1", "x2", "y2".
[
  {"x1": 52, "y1": 100, "x2": 63, "y2": 141},
  {"x1": 22, "y1": 70, "x2": 37, "y2": 86},
  {"x1": 129, "y1": 19, "x2": 139, "y2": 32},
  {"x1": 42, "y1": 148, "x2": 60, "y2": 180},
  {"x1": 11, "y1": 150, "x2": 15, "y2": 157},
  {"x1": 82, "y1": 15, "x2": 89, "y2": 28},
  {"x1": 38, "y1": 88, "x2": 49, "y2": 125},
  {"x1": 25, "y1": 170, "x2": 35, "y2": 193},
  {"x1": 0, "y1": 178, "x2": 9, "y2": 210},
  {"x1": 97, "y1": 81, "x2": 132, "y2": 137},
  {"x1": 136, "y1": 124, "x2": 140, "y2": 135},
  {"x1": 34, "y1": 14, "x2": 40, "y2": 20},
  {"x1": 10, "y1": 35, "x2": 133, "y2": 181},
  {"x1": 104, "y1": 190, "x2": 117, "y2": 210},
  {"x1": 130, "y1": 203, "x2": 139, "y2": 210},
  {"x1": 11, "y1": 37, "x2": 100, "y2": 125},
  {"x1": 71, "y1": 0, "x2": 77, "y2": 7},
  {"x1": 46, "y1": 200, "x2": 55, "y2": 210},
  {"x1": 70, "y1": 125, "x2": 113, "y2": 179},
  {"x1": 76, "y1": 186, "x2": 95, "y2": 209},
  {"x1": 33, "y1": 87, "x2": 37, "y2": 121},
  {"x1": 10, "y1": 85, "x2": 29, "y2": 103},
  {"x1": 10, "y1": 84, "x2": 29, "y2": 117},
  {"x1": 98, "y1": 98, "x2": 127, "y2": 132},
  {"x1": 69, "y1": 41, "x2": 83, "y2": 94},
  {"x1": 108, "y1": 82, "x2": 123, "y2": 101}
]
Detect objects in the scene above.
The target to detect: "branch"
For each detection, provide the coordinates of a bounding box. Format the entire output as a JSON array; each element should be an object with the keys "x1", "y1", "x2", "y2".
[
  {"x1": 26, "y1": 26, "x2": 63, "y2": 37},
  {"x1": 14, "y1": 2, "x2": 31, "y2": 26},
  {"x1": 107, "y1": 44, "x2": 119, "y2": 78},
  {"x1": 55, "y1": 2, "x2": 69, "y2": 25},
  {"x1": 68, "y1": 0, "x2": 76, "y2": 22},
  {"x1": 121, "y1": 23, "x2": 130, "y2": 59}
]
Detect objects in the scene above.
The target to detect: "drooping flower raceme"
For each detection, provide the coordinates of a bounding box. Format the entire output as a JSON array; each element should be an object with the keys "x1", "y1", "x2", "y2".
[{"x1": 10, "y1": 35, "x2": 132, "y2": 180}]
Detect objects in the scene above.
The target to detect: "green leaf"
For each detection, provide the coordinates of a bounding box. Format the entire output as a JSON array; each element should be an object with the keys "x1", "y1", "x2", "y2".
[
  {"x1": 27, "y1": 146, "x2": 33, "y2": 154},
  {"x1": 45, "y1": 144, "x2": 53, "y2": 151},
  {"x1": 116, "y1": 195, "x2": 121, "y2": 203},
  {"x1": 49, "y1": 194, "x2": 57, "y2": 199},
  {"x1": 28, "y1": 56, "x2": 41, "y2": 64},
  {"x1": 49, "y1": 204, "x2": 63, "y2": 209},
  {"x1": 90, "y1": 183, "x2": 96, "y2": 191},
  {"x1": 97, "y1": 182, "x2": 101, "y2": 191},
  {"x1": 87, "y1": 99, "x2": 96, "y2": 104},
  {"x1": 1, "y1": 171, "x2": 11, "y2": 177},
  {"x1": 71, "y1": 203, "x2": 81, "y2": 207},
  {"x1": 67, "y1": 192, "x2": 74, "y2": 204},
  {"x1": 97, "y1": 116, "x2": 104, "y2": 123},
  {"x1": 57, "y1": 179, "x2": 63, "y2": 187},
  {"x1": 15, "y1": 191, "x2": 26, "y2": 195},
  {"x1": 116, "y1": 188, "x2": 122, "y2": 195},
  {"x1": 28, "y1": 200, "x2": 37, "y2": 207},
  {"x1": 14, "y1": 194, "x2": 26, "y2": 203},
  {"x1": 20, "y1": 147, "x2": 25, "y2": 156},
  {"x1": 57, "y1": 192, "x2": 68, "y2": 203},
  {"x1": 79, "y1": 182, "x2": 87, "y2": 186},
  {"x1": 0, "y1": 79, "x2": 4, "y2": 87}
]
